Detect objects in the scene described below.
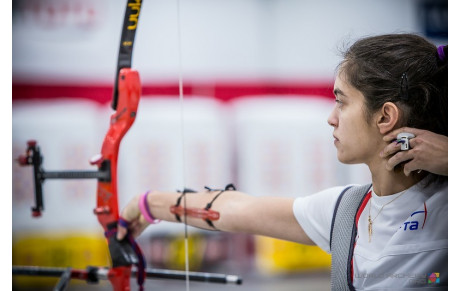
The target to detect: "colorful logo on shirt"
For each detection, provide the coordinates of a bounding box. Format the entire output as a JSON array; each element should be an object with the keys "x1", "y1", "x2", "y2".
[{"x1": 427, "y1": 273, "x2": 440, "y2": 284}]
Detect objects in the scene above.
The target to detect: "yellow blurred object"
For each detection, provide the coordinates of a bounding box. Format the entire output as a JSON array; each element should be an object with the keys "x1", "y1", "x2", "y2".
[
  {"x1": 255, "y1": 236, "x2": 331, "y2": 274},
  {"x1": 166, "y1": 233, "x2": 205, "y2": 270},
  {"x1": 12, "y1": 232, "x2": 110, "y2": 288}
]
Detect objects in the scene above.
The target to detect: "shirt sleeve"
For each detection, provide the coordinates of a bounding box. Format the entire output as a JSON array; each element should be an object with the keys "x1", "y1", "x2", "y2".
[{"x1": 293, "y1": 186, "x2": 349, "y2": 253}]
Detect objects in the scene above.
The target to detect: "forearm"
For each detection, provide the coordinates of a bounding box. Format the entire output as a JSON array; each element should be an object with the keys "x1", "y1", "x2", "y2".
[
  {"x1": 147, "y1": 189, "x2": 256, "y2": 232},
  {"x1": 146, "y1": 190, "x2": 313, "y2": 244},
  {"x1": 146, "y1": 189, "x2": 225, "y2": 231}
]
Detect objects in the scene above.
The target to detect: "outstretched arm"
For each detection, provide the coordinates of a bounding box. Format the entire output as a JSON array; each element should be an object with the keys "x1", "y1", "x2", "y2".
[{"x1": 117, "y1": 189, "x2": 314, "y2": 245}]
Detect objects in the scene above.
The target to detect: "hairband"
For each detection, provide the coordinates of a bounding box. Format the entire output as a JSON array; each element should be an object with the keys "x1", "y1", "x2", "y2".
[{"x1": 437, "y1": 45, "x2": 447, "y2": 62}]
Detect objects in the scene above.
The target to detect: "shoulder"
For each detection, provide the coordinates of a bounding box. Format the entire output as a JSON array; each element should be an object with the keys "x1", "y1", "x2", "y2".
[
  {"x1": 293, "y1": 184, "x2": 361, "y2": 223},
  {"x1": 295, "y1": 184, "x2": 360, "y2": 203},
  {"x1": 423, "y1": 181, "x2": 448, "y2": 214},
  {"x1": 415, "y1": 179, "x2": 447, "y2": 206},
  {"x1": 292, "y1": 184, "x2": 362, "y2": 252}
]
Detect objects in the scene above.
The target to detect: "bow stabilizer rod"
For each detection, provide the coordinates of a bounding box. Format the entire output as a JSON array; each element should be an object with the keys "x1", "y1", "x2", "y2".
[
  {"x1": 16, "y1": 140, "x2": 111, "y2": 217},
  {"x1": 13, "y1": 265, "x2": 242, "y2": 286}
]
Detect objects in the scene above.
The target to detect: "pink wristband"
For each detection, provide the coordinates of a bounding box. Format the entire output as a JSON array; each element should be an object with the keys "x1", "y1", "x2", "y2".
[{"x1": 138, "y1": 191, "x2": 161, "y2": 224}]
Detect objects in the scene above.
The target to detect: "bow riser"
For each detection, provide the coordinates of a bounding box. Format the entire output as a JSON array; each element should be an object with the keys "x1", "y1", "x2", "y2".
[
  {"x1": 97, "y1": 68, "x2": 141, "y2": 229},
  {"x1": 97, "y1": 68, "x2": 141, "y2": 291},
  {"x1": 108, "y1": 267, "x2": 132, "y2": 291}
]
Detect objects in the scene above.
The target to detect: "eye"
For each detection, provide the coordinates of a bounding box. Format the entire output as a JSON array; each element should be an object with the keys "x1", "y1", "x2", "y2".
[{"x1": 335, "y1": 98, "x2": 344, "y2": 108}]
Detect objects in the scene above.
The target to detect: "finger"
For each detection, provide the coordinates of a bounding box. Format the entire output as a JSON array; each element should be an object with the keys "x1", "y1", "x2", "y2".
[
  {"x1": 403, "y1": 160, "x2": 420, "y2": 176},
  {"x1": 383, "y1": 127, "x2": 410, "y2": 142},
  {"x1": 117, "y1": 215, "x2": 134, "y2": 240},
  {"x1": 386, "y1": 151, "x2": 414, "y2": 171},
  {"x1": 409, "y1": 137, "x2": 420, "y2": 150},
  {"x1": 117, "y1": 223, "x2": 128, "y2": 240},
  {"x1": 380, "y1": 141, "x2": 400, "y2": 158},
  {"x1": 383, "y1": 127, "x2": 423, "y2": 142}
]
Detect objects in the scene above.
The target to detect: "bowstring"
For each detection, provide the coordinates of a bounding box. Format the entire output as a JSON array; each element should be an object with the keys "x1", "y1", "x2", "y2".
[{"x1": 176, "y1": 0, "x2": 190, "y2": 290}]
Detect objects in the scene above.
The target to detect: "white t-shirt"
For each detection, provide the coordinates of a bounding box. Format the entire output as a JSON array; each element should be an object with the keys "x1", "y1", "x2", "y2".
[{"x1": 293, "y1": 179, "x2": 448, "y2": 290}]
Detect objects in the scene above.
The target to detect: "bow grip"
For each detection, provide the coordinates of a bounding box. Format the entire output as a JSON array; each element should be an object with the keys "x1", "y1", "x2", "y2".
[{"x1": 108, "y1": 236, "x2": 139, "y2": 267}]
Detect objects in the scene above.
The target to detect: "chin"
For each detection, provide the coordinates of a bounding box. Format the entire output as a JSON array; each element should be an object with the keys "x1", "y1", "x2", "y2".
[
  {"x1": 336, "y1": 152, "x2": 359, "y2": 165},
  {"x1": 337, "y1": 157, "x2": 352, "y2": 164},
  {"x1": 336, "y1": 151, "x2": 347, "y2": 163}
]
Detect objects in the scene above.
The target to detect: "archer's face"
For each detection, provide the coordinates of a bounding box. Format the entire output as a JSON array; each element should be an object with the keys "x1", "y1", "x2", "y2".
[{"x1": 327, "y1": 72, "x2": 380, "y2": 165}]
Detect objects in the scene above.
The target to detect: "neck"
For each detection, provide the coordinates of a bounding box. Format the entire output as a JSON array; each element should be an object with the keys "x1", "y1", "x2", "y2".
[{"x1": 367, "y1": 157, "x2": 423, "y2": 197}]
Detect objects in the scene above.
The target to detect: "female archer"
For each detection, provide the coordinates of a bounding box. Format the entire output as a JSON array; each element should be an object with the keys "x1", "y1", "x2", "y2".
[{"x1": 117, "y1": 33, "x2": 448, "y2": 289}]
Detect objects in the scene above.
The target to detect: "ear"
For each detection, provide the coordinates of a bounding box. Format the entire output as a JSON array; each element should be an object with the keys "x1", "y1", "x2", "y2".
[{"x1": 375, "y1": 102, "x2": 400, "y2": 135}]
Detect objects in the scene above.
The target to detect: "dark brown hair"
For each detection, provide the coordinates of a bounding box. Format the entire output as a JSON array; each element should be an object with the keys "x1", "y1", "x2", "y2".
[{"x1": 339, "y1": 33, "x2": 448, "y2": 184}]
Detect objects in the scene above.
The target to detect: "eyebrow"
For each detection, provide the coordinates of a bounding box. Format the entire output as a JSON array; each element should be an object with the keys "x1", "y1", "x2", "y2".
[{"x1": 333, "y1": 88, "x2": 346, "y2": 98}]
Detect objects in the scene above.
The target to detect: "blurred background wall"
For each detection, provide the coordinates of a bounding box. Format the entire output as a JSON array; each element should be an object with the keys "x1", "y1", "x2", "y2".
[
  {"x1": 12, "y1": 0, "x2": 447, "y2": 98},
  {"x1": 12, "y1": 0, "x2": 447, "y2": 290}
]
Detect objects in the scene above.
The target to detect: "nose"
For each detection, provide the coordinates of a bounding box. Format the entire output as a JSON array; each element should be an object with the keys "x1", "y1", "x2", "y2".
[{"x1": 327, "y1": 108, "x2": 338, "y2": 128}]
